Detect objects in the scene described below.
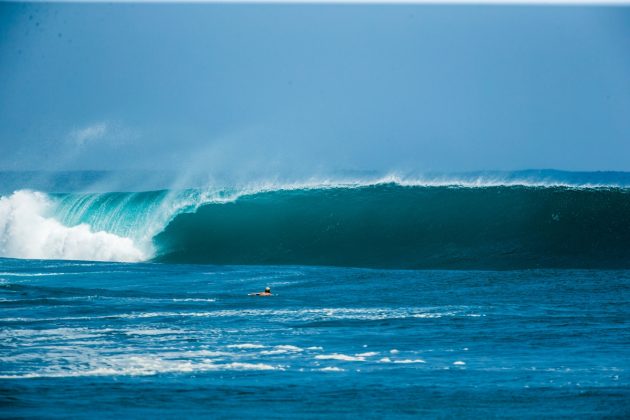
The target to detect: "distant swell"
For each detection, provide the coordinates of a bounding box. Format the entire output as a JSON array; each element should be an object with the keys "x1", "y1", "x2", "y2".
[{"x1": 154, "y1": 184, "x2": 630, "y2": 269}]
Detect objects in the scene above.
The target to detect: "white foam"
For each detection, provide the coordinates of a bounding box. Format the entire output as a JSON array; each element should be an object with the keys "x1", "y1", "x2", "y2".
[
  {"x1": 0, "y1": 307, "x2": 481, "y2": 324},
  {"x1": 260, "y1": 345, "x2": 304, "y2": 355},
  {"x1": 315, "y1": 353, "x2": 366, "y2": 362},
  {"x1": 0, "y1": 355, "x2": 282, "y2": 379},
  {"x1": 0, "y1": 272, "x2": 72, "y2": 277},
  {"x1": 0, "y1": 190, "x2": 145, "y2": 262},
  {"x1": 227, "y1": 343, "x2": 266, "y2": 349},
  {"x1": 172, "y1": 298, "x2": 216, "y2": 302},
  {"x1": 275, "y1": 345, "x2": 303, "y2": 351},
  {"x1": 123, "y1": 328, "x2": 183, "y2": 336},
  {"x1": 453, "y1": 361, "x2": 466, "y2": 365},
  {"x1": 319, "y1": 367, "x2": 345, "y2": 372},
  {"x1": 355, "y1": 352, "x2": 379, "y2": 357},
  {"x1": 393, "y1": 359, "x2": 426, "y2": 364},
  {"x1": 222, "y1": 362, "x2": 280, "y2": 371}
]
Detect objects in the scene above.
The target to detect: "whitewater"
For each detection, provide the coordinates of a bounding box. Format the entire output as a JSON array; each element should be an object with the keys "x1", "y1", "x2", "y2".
[{"x1": 2, "y1": 259, "x2": 629, "y2": 417}]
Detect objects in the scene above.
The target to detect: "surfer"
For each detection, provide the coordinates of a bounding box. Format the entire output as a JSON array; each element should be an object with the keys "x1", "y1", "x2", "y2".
[{"x1": 249, "y1": 287, "x2": 272, "y2": 296}]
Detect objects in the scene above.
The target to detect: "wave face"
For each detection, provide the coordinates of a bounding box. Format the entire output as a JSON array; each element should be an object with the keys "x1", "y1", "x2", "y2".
[{"x1": 154, "y1": 184, "x2": 630, "y2": 269}]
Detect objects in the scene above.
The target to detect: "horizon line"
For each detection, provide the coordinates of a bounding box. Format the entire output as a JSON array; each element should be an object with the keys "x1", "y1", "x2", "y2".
[{"x1": 7, "y1": 0, "x2": 630, "y2": 5}]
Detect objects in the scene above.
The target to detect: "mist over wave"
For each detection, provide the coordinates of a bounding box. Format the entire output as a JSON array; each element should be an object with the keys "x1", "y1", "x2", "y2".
[
  {"x1": 2, "y1": 169, "x2": 630, "y2": 194},
  {"x1": 0, "y1": 170, "x2": 629, "y2": 267}
]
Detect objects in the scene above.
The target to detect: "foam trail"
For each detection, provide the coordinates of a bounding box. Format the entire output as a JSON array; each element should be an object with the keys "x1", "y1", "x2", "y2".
[{"x1": 0, "y1": 190, "x2": 144, "y2": 262}]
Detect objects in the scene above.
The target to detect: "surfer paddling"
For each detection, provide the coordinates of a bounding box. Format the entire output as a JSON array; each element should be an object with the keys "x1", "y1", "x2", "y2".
[{"x1": 249, "y1": 287, "x2": 272, "y2": 296}]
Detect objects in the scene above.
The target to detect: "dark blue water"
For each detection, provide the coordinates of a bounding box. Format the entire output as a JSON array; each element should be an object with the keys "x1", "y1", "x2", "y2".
[{"x1": 1, "y1": 258, "x2": 628, "y2": 418}]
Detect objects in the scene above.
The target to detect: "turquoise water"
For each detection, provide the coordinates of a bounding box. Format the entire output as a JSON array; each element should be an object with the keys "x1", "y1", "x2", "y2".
[{"x1": 1, "y1": 259, "x2": 628, "y2": 417}]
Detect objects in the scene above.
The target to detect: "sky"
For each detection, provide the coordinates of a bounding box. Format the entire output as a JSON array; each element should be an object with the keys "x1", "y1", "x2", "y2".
[{"x1": 1, "y1": 2, "x2": 629, "y2": 179}]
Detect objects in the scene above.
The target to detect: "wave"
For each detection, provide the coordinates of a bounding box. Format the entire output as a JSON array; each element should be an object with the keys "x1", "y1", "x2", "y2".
[
  {"x1": 2, "y1": 169, "x2": 630, "y2": 193},
  {"x1": 1, "y1": 172, "x2": 629, "y2": 268},
  {"x1": 153, "y1": 184, "x2": 630, "y2": 269}
]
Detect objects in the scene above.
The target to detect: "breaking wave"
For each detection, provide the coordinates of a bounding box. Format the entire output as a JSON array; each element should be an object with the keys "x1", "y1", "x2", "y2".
[
  {"x1": 1, "y1": 172, "x2": 629, "y2": 268},
  {"x1": 0, "y1": 191, "x2": 144, "y2": 262}
]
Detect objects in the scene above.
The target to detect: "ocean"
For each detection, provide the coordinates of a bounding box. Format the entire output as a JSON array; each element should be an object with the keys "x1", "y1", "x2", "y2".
[{"x1": 1, "y1": 171, "x2": 629, "y2": 418}]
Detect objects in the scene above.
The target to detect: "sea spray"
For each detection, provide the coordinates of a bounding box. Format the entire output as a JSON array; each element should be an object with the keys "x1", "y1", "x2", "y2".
[{"x1": 0, "y1": 190, "x2": 144, "y2": 262}]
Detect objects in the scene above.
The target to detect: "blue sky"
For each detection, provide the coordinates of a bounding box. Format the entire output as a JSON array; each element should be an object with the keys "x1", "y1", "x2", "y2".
[{"x1": 1, "y1": 2, "x2": 629, "y2": 177}]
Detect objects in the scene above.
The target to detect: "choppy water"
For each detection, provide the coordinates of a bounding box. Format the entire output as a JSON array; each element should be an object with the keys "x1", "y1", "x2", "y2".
[{"x1": 1, "y1": 258, "x2": 628, "y2": 417}]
